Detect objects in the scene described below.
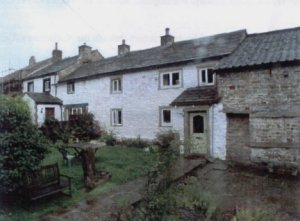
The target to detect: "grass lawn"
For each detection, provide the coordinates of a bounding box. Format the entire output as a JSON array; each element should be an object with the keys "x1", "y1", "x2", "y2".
[{"x1": 0, "y1": 145, "x2": 158, "y2": 221}]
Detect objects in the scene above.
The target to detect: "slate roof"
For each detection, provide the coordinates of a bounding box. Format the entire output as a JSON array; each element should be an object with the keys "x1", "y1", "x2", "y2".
[
  {"x1": 24, "y1": 92, "x2": 62, "y2": 105},
  {"x1": 217, "y1": 27, "x2": 300, "y2": 70},
  {"x1": 1, "y1": 58, "x2": 52, "y2": 83},
  {"x1": 170, "y1": 86, "x2": 218, "y2": 106},
  {"x1": 24, "y1": 56, "x2": 79, "y2": 80},
  {"x1": 60, "y1": 30, "x2": 246, "y2": 82}
]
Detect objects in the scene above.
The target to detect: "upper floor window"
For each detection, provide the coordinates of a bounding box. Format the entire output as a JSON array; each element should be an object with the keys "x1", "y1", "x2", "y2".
[
  {"x1": 111, "y1": 109, "x2": 122, "y2": 126},
  {"x1": 160, "y1": 108, "x2": 172, "y2": 127},
  {"x1": 43, "y1": 78, "x2": 51, "y2": 92},
  {"x1": 67, "y1": 82, "x2": 75, "y2": 94},
  {"x1": 199, "y1": 68, "x2": 215, "y2": 85},
  {"x1": 111, "y1": 77, "x2": 122, "y2": 93},
  {"x1": 160, "y1": 71, "x2": 181, "y2": 88},
  {"x1": 27, "y1": 81, "x2": 34, "y2": 92}
]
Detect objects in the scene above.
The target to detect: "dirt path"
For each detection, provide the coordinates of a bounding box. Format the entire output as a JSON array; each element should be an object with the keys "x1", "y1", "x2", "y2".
[{"x1": 195, "y1": 161, "x2": 300, "y2": 220}]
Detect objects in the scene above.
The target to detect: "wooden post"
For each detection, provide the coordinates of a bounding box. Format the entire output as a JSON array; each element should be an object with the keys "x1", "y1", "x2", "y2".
[{"x1": 81, "y1": 147, "x2": 97, "y2": 189}]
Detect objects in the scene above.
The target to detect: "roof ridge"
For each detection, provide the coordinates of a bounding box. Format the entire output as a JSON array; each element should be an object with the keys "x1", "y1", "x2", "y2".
[{"x1": 248, "y1": 26, "x2": 300, "y2": 37}]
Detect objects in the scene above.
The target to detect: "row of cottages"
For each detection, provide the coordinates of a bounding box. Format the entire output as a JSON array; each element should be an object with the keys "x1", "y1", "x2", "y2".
[
  {"x1": 216, "y1": 27, "x2": 300, "y2": 171},
  {"x1": 21, "y1": 28, "x2": 247, "y2": 160},
  {"x1": 22, "y1": 43, "x2": 103, "y2": 125},
  {"x1": 10, "y1": 26, "x2": 299, "y2": 170}
]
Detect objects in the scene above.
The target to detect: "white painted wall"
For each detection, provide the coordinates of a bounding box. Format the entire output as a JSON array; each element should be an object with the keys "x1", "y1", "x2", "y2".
[
  {"x1": 210, "y1": 103, "x2": 227, "y2": 160},
  {"x1": 56, "y1": 61, "x2": 227, "y2": 159},
  {"x1": 36, "y1": 104, "x2": 62, "y2": 127},
  {"x1": 23, "y1": 74, "x2": 57, "y2": 96}
]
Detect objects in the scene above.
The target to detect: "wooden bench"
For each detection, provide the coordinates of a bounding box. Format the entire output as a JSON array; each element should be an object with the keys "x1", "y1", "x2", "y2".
[{"x1": 22, "y1": 163, "x2": 72, "y2": 201}]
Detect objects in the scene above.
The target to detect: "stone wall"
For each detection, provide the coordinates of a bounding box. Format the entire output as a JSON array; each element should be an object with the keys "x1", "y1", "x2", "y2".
[
  {"x1": 226, "y1": 113, "x2": 251, "y2": 165},
  {"x1": 217, "y1": 65, "x2": 300, "y2": 171}
]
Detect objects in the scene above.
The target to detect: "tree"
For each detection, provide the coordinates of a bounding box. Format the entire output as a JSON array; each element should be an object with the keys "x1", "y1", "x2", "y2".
[{"x1": 0, "y1": 95, "x2": 48, "y2": 193}]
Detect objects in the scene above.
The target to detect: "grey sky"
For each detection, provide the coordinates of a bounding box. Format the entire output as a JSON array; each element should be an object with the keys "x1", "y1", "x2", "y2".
[{"x1": 1, "y1": 0, "x2": 299, "y2": 75}]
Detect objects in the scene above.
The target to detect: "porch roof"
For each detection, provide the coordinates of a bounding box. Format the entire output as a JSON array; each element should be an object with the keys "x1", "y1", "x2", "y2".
[
  {"x1": 170, "y1": 86, "x2": 218, "y2": 106},
  {"x1": 24, "y1": 92, "x2": 62, "y2": 105}
]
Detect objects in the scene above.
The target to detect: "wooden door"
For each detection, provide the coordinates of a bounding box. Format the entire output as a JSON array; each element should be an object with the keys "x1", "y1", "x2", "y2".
[{"x1": 45, "y1": 107, "x2": 55, "y2": 120}]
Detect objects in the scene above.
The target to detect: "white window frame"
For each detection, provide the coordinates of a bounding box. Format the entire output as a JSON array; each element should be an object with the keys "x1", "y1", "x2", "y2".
[
  {"x1": 43, "y1": 78, "x2": 51, "y2": 92},
  {"x1": 111, "y1": 77, "x2": 122, "y2": 93},
  {"x1": 160, "y1": 108, "x2": 172, "y2": 127},
  {"x1": 199, "y1": 68, "x2": 215, "y2": 86},
  {"x1": 27, "y1": 81, "x2": 34, "y2": 92},
  {"x1": 160, "y1": 70, "x2": 181, "y2": 89},
  {"x1": 111, "y1": 109, "x2": 122, "y2": 126},
  {"x1": 71, "y1": 107, "x2": 82, "y2": 115},
  {"x1": 67, "y1": 82, "x2": 75, "y2": 94}
]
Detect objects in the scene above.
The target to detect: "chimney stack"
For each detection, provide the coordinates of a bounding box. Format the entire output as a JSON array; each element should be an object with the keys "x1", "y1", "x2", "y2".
[
  {"x1": 29, "y1": 56, "x2": 36, "y2": 66},
  {"x1": 52, "y1": 42, "x2": 62, "y2": 62},
  {"x1": 79, "y1": 43, "x2": 92, "y2": 62},
  {"x1": 118, "y1": 39, "x2": 130, "y2": 56},
  {"x1": 160, "y1": 28, "x2": 174, "y2": 46}
]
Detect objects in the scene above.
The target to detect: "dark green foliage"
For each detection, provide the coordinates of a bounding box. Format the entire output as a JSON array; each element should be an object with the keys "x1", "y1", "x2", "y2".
[
  {"x1": 68, "y1": 113, "x2": 102, "y2": 141},
  {"x1": 155, "y1": 130, "x2": 180, "y2": 149},
  {"x1": 41, "y1": 113, "x2": 102, "y2": 143},
  {"x1": 0, "y1": 95, "x2": 48, "y2": 193},
  {"x1": 101, "y1": 131, "x2": 117, "y2": 146},
  {"x1": 41, "y1": 118, "x2": 71, "y2": 143}
]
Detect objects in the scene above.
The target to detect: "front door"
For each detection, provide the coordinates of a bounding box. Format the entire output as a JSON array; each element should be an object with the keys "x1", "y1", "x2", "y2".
[
  {"x1": 189, "y1": 112, "x2": 207, "y2": 154},
  {"x1": 45, "y1": 107, "x2": 55, "y2": 120}
]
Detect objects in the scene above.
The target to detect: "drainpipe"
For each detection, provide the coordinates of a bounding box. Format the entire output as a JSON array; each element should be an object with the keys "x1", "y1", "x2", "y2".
[{"x1": 211, "y1": 105, "x2": 215, "y2": 158}]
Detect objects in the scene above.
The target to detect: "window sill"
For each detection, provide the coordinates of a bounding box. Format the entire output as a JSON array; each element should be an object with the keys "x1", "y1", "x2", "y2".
[
  {"x1": 111, "y1": 91, "x2": 122, "y2": 94},
  {"x1": 160, "y1": 85, "x2": 182, "y2": 90},
  {"x1": 112, "y1": 124, "x2": 123, "y2": 127}
]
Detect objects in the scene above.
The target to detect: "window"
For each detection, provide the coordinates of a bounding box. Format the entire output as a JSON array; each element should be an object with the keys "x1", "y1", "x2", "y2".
[
  {"x1": 63, "y1": 104, "x2": 88, "y2": 121},
  {"x1": 111, "y1": 109, "x2": 122, "y2": 126},
  {"x1": 160, "y1": 108, "x2": 172, "y2": 127},
  {"x1": 111, "y1": 78, "x2": 122, "y2": 93},
  {"x1": 193, "y1": 115, "x2": 204, "y2": 133},
  {"x1": 43, "y1": 78, "x2": 51, "y2": 92},
  {"x1": 199, "y1": 68, "x2": 215, "y2": 85},
  {"x1": 27, "y1": 81, "x2": 34, "y2": 92},
  {"x1": 67, "y1": 82, "x2": 75, "y2": 94},
  {"x1": 160, "y1": 71, "x2": 181, "y2": 88}
]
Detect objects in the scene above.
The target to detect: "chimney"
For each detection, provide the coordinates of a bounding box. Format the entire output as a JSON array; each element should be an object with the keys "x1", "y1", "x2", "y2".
[
  {"x1": 79, "y1": 43, "x2": 92, "y2": 62},
  {"x1": 160, "y1": 28, "x2": 174, "y2": 46},
  {"x1": 118, "y1": 39, "x2": 130, "y2": 56},
  {"x1": 29, "y1": 56, "x2": 36, "y2": 66},
  {"x1": 52, "y1": 42, "x2": 62, "y2": 62}
]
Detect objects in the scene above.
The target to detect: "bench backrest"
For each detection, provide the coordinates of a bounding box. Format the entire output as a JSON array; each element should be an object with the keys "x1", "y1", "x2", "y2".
[{"x1": 23, "y1": 163, "x2": 60, "y2": 188}]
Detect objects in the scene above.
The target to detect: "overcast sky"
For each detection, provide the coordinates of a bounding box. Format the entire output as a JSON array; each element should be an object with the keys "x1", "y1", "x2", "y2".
[{"x1": 1, "y1": 0, "x2": 300, "y2": 75}]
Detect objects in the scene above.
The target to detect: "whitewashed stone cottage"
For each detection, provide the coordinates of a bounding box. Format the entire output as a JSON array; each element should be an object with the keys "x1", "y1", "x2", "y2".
[
  {"x1": 57, "y1": 28, "x2": 246, "y2": 159},
  {"x1": 22, "y1": 43, "x2": 103, "y2": 126}
]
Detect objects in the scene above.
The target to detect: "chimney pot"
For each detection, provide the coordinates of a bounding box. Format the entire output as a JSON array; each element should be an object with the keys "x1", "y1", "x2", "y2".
[
  {"x1": 52, "y1": 42, "x2": 62, "y2": 62},
  {"x1": 122, "y1": 39, "x2": 126, "y2": 44},
  {"x1": 29, "y1": 56, "x2": 36, "y2": 66},
  {"x1": 166, "y1": 28, "x2": 170, "y2": 35}
]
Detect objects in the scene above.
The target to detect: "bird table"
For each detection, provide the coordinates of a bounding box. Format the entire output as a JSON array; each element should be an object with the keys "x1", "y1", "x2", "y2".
[{"x1": 67, "y1": 142, "x2": 105, "y2": 189}]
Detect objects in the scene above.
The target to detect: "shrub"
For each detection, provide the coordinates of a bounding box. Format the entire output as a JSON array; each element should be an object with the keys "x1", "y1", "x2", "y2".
[
  {"x1": 117, "y1": 136, "x2": 150, "y2": 148},
  {"x1": 0, "y1": 95, "x2": 48, "y2": 193},
  {"x1": 68, "y1": 113, "x2": 102, "y2": 141},
  {"x1": 155, "y1": 130, "x2": 180, "y2": 150},
  {"x1": 41, "y1": 113, "x2": 102, "y2": 143},
  {"x1": 101, "y1": 131, "x2": 117, "y2": 146}
]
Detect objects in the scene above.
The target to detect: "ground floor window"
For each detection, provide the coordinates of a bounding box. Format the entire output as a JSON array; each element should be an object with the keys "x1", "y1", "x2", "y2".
[
  {"x1": 160, "y1": 107, "x2": 172, "y2": 127},
  {"x1": 63, "y1": 104, "x2": 88, "y2": 121},
  {"x1": 111, "y1": 109, "x2": 122, "y2": 126}
]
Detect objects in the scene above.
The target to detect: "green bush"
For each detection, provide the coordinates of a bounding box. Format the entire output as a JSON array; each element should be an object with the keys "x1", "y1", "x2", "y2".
[
  {"x1": 155, "y1": 130, "x2": 180, "y2": 149},
  {"x1": 41, "y1": 113, "x2": 102, "y2": 143},
  {"x1": 0, "y1": 95, "x2": 48, "y2": 193},
  {"x1": 117, "y1": 136, "x2": 150, "y2": 148}
]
